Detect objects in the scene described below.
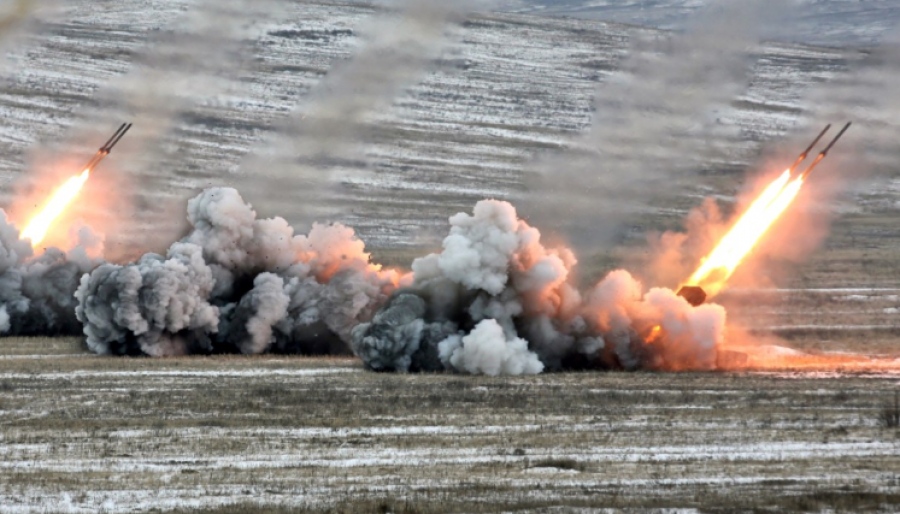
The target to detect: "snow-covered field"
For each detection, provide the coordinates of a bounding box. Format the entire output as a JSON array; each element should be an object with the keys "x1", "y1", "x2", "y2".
[
  {"x1": 499, "y1": 0, "x2": 900, "y2": 46},
  {"x1": 0, "y1": 0, "x2": 884, "y2": 254},
  {"x1": 0, "y1": 339, "x2": 898, "y2": 512}
]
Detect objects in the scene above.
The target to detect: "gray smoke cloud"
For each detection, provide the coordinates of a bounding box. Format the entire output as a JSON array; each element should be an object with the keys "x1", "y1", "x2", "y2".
[
  {"x1": 0, "y1": 1, "x2": 58, "y2": 56},
  {"x1": 76, "y1": 242, "x2": 219, "y2": 356},
  {"x1": 0, "y1": 209, "x2": 102, "y2": 337},
  {"x1": 219, "y1": 273, "x2": 290, "y2": 355},
  {"x1": 239, "y1": 0, "x2": 478, "y2": 224},
  {"x1": 523, "y1": 1, "x2": 783, "y2": 249},
  {"x1": 76, "y1": 187, "x2": 404, "y2": 356},
  {"x1": 352, "y1": 199, "x2": 725, "y2": 375}
]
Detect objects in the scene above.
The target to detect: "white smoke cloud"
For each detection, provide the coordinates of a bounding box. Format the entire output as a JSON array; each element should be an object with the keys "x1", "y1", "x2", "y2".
[
  {"x1": 439, "y1": 319, "x2": 544, "y2": 376},
  {"x1": 354, "y1": 199, "x2": 726, "y2": 374},
  {"x1": 429, "y1": 200, "x2": 524, "y2": 295}
]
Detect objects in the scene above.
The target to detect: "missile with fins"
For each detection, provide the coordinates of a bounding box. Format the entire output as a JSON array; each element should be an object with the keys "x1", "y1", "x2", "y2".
[
  {"x1": 82, "y1": 123, "x2": 132, "y2": 172},
  {"x1": 788, "y1": 123, "x2": 831, "y2": 175},
  {"x1": 676, "y1": 122, "x2": 851, "y2": 308},
  {"x1": 798, "y1": 121, "x2": 851, "y2": 180}
]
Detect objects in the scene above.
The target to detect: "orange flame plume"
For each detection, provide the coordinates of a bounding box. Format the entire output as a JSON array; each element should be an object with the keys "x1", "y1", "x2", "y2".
[
  {"x1": 17, "y1": 123, "x2": 131, "y2": 248},
  {"x1": 684, "y1": 170, "x2": 803, "y2": 298},
  {"x1": 683, "y1": 123, "x2": 851, "y2": 299},
  {"x1": 20, "y1": 169, "x2": 91, "y2": 246}
]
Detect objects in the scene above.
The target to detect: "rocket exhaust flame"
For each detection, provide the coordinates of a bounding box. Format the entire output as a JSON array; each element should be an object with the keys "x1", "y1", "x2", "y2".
[
  {"x1": 21, "y1": 169, "x2": 90, "y2": 245},
  {"x1": 684, "y1": 170, "x2": 803, "y2": 297},
  {"x1": 681, "y1": 123, "x2": 851, "y2": 300},
  {"x1": 20, "y1": 123, "x2": 131, "y2": 246}
]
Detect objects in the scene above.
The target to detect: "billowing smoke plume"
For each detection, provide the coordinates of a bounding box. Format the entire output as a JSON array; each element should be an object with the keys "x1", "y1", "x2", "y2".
[
  {"x1": 352, "y1": 199, "x2": 725, "y2": 375},
  {"x1": 76, "y1": 187, "x2": 404, "y2": 356},
  {"x1": 0, "y1": 209, "x2": 103, "y2": 336}
]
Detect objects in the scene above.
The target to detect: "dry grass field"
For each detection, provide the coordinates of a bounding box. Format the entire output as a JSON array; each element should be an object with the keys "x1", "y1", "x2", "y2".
[{"x1": 0, "y1": 335, "x2": 898, "y2": 512}]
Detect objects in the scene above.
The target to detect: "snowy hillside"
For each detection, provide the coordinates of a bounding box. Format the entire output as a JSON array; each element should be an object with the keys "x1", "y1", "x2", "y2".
[{"x1": 0, "y1": 0, "x2": 894, "y2": 274}]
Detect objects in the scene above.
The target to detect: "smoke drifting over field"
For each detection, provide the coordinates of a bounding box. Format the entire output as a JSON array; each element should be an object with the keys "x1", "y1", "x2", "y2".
[
  {"x1": 70, "y1": 0, "x2": 281, "y2": 149},
  {"x1": 240, "y1": 0, "x2": 476, "y2": 225},
  {"x1": 525, "y1": 1, "x2": 783, "y2": 249},
  {"x1": 0, "y1": 1, "x2": 56, "y2": 55}
]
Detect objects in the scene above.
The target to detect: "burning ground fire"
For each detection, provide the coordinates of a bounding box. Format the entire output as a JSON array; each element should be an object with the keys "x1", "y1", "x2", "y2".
[{"x1": 1, "y1": 121, "x2": 898, "y2": 375}]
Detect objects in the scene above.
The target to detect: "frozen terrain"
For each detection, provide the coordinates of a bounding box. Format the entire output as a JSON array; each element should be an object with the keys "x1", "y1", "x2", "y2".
[
  {"x1": 0, "y1": 339, "x2": 897, "y2": 512},
  {"x1": 499, "y1": 0, "x2": 900, "y2": 46},
  {"x1": 0, "y1": 0, "x2": 885, "y2": 255}
]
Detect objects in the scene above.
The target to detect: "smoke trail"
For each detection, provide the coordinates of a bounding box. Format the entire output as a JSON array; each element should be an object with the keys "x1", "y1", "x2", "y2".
[
  {"x1": 797, "y1": 29, "x2": 900, "y2": 185},
  {"x1": 0, "y1": 208, "x2": 102, "y2": 336},
  {"x1": 352, "y1": 199, "x2": 725, "y2": 375},
  {"x1": 238, "y1": 0, "x2": 477, "y2": 225},
  {"x1": 0, "y1": 0, "x2": 55, "y2": 52},
  {"x1": 523, "y1": 1, "x2": 783, "y2": 250},
  {"x1": 0, "y1": 0, "x2": 37, "y2": 46},
  {"x1": 649, "y1": 27, "x2": 900, "y2": 293},
  {"x1": 66, "y1": 0, "x2": 281, "y2": 149},
  {"x1": 15, "y1": 0, "x2": 285, "y2": 259},
  {"x1": 76, "y1": 187, "x2": 404, "y2": 356}
]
